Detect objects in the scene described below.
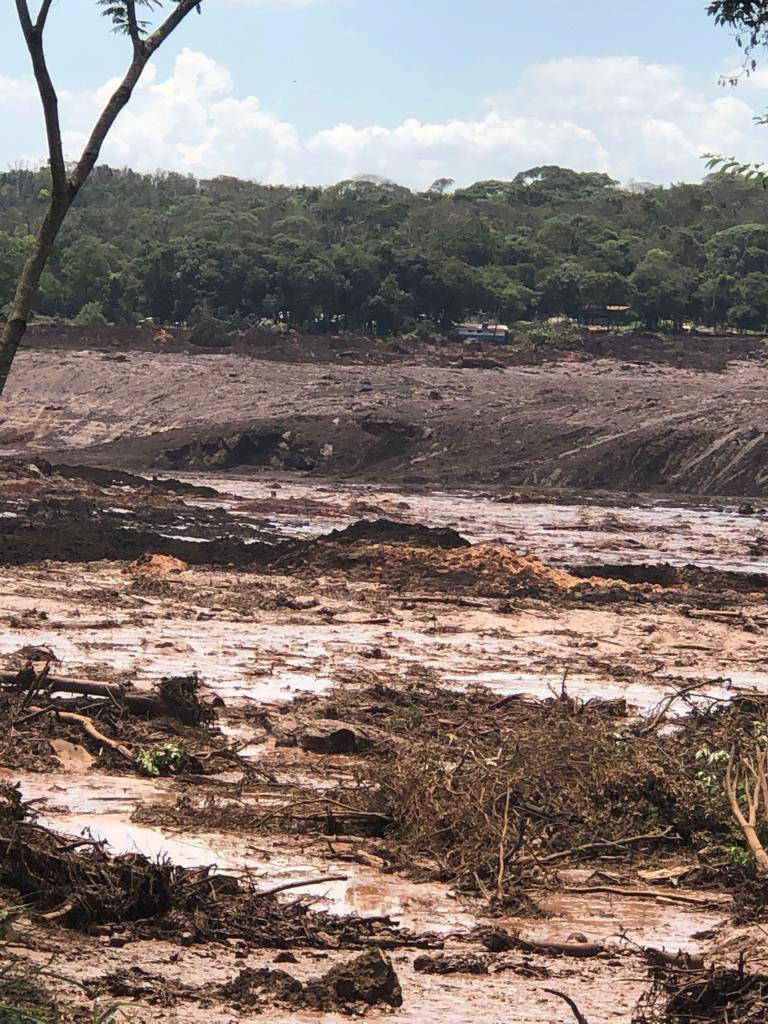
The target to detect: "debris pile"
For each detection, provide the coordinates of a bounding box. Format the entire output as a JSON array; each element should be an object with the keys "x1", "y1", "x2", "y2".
[
  {"x1": 634, "y1": 960, "x2": 768, "y2": 1023},
  {"x1": 0, "y1": 670, "x2": 226, "y2": 775},
  {"x1": 0, "y1": 783, "x2": 410, "y2": 951},
  {"x1": 245, "y1": 681, "x2": 768, "y2": 906}
]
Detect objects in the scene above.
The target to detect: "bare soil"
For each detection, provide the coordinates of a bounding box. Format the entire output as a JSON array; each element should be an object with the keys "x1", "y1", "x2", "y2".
[{"x1": 3, "y1": 335, "x2": 768, "y2": 495}]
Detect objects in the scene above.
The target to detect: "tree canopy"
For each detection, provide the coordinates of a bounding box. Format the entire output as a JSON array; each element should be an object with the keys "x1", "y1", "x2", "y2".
[{"x1": 3, "y1": 164, "x2": 768, "y2": 334}]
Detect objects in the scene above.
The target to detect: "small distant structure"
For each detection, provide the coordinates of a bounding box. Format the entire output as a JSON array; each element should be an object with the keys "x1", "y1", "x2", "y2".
[
  {"x1": 456, "y1": 321, "x2": 509, "y2": 343},
  {"x1": 582, "y1": 305, "x2": 633, "y2": 328}
]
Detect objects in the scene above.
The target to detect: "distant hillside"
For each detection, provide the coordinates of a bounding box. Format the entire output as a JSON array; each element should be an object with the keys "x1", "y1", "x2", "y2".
[{"x1": 2, "y1": 164, "x2": 768, "y2": 334}]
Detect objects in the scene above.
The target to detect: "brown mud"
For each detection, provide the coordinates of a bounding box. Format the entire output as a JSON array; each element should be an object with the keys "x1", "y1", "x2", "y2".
[
  {"x1": 5, "y1": 337, "x2": 768, "y2": 494},
  {"x1": 4, "y1": 355, "x2": 768, "y2": 1021}
]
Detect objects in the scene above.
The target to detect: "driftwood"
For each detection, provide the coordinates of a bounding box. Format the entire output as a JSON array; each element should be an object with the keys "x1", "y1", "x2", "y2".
[
  {"x1": 482, "y1": 928, "x2": 605, "y2": 959},
  {"x1": 29, "y1": 706, "x2": 134, "y2": 762},
  {"x1": 257, "y1": 874, "x2": 349, "y2": 897}
]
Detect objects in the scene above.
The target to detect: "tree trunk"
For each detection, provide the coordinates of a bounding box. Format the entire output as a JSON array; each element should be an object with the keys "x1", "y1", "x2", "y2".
[
  {"x1": 0, "y1": 195, "x2": 70, "y2": 398},
  {"x1": 0, "y1": 0, "x2": 202, "y2": 397}
]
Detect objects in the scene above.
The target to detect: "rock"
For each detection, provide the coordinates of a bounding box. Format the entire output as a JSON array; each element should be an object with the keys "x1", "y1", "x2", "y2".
[
  {"x1": 220, "y1": 967, "x2": 303, "y2": 1009},
  {"x1": 479, "y1": 928, "x2": 517, "y2": 953},
  {"x1": 413, "y1": 953, "x2": 489, "y2": 975},
  {"x1": 298, "y1": 720, "x2": 374, "y2": 755},
  {"x1": 220, "y1": 949, "x2": 402, "y2": 1013},
  {"x1": 49, "y1": 739, "x2": 96, "y2": 772},
  {"x1": 273, "y1": 951, "x2": 298, "y2": 964}
]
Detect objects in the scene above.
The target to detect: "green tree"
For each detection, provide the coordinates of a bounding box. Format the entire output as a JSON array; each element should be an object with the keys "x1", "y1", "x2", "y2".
[{"x1": 630, "y1": 249, "x2": 696, "y2": 329}]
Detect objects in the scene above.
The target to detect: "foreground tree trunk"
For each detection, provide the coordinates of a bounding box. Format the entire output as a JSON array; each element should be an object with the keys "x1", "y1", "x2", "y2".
[
  {"x1": 0, "y1": 198, "x2": 69, "y2": 396},
  {"x1": 0, "y1": 0, "x2": 204, "y2": 398}
]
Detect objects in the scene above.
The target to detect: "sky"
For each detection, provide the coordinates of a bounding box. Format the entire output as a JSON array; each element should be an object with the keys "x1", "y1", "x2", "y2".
[{"x1": 1, "y1": 0, "x2": 767, "y2": 189}]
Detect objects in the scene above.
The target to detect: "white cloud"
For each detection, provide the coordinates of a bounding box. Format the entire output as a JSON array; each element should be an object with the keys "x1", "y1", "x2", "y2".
[
  {"x1": 306, "y1": 113, "x2": 609, "y2": 184},
  {"x1": 62, "y1": 50, "x2": 299, "y2": 183},
  {"x1": 0, "y1": 74, "x2": 36, "y2": 105},
  {"x1": 524, "y1": 56, "x2": 690, "y2": 115},
  {"x1": 493, "y1": 55, "x2": 763, "y2": 183},
  {"x1": 1, "y1": 50, "x2": 766, "y2": 188}
]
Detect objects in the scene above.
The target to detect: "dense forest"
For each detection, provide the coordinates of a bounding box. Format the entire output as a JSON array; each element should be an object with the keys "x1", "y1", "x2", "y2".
[{"x1": 1, "y1": 163, "x2": 768, "y2": 335}]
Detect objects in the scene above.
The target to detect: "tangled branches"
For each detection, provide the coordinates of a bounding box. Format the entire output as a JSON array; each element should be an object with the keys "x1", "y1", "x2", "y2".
[{"x1": 634, "y1": 957, "x2": 768, "y2": 1024}]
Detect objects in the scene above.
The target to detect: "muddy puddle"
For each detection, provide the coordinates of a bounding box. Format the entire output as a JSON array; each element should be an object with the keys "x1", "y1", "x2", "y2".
[{"x1": 0, "y1": 562, "x2": 756, "y2": 714}]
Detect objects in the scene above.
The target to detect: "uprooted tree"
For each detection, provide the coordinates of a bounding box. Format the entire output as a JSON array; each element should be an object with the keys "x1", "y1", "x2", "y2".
[{"x1": 0, "y1": 0, "x2": 205, "y2": 398}]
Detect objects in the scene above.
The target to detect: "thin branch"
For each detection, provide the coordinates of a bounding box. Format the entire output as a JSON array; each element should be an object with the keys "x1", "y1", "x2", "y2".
[
  {"x1": 34, "y1": 0, "x2": 55, "y2": 32},
  {"x1": 14, "y1": 0, "x2": 66, "y2": 195},
  {"x1": 544, "y1": 990, "x2": 590, "y2": 1024},
  {"x1": 257, "y1": 874, "x2": 348, "y2": 898},
  {"x1": 124, "y1": 0, "x2": 141, "y2": 50},
  {"x1": 144, "y1": 0, "x2": 203, "y2": 56}
]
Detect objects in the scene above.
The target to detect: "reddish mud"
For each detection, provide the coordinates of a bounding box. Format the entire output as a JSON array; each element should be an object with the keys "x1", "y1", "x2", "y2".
[{"x1": 2, "y1": 460, "x2": 768, "y2": 1020}]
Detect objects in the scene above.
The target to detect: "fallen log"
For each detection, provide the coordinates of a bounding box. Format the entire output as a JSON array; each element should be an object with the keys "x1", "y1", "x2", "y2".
[
  {"x1": 480, "y1": 928, "x2": 605, "y2": 959},
  {"x1": 2, "y1": 671, "x2": 169, "y2": 717}
]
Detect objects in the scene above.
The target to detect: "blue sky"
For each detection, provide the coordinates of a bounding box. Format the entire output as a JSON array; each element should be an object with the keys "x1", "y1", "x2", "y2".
[{"x1": 1, "y1": 0, "x2": 766, "y2": 188}]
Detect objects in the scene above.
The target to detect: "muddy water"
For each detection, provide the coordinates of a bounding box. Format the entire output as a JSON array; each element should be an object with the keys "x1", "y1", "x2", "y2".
[
  {"x1": 0, "y1": 563, "x2": 748, "y2": 714},
  {"x1": 4, "y1": 476, "x2": 756, "y2": 1021},
  {"x1": 175, "y1": 471, "x2": 768, "y2": 572}
]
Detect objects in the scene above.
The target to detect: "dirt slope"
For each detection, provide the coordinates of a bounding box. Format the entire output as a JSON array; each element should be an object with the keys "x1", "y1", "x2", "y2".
[{"x1": 3, "y1": 344, "x2": 768, "y2": 496}]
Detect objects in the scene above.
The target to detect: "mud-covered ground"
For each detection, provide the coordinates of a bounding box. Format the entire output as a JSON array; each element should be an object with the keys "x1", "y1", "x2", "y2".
[
  {"x1": 5, "y1": 337, "x2": 768, "y2": 1022},
  {"x1": 3, "y1": 335, "x2": 768, "y2": 494},
  {"x1": 3, "y1": 458, "x2": 768, "y2": 1023}
]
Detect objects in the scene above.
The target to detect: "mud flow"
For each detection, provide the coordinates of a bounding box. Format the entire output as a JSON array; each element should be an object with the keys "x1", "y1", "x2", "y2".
[{"x1": 3, "y1": 457, "x2": 768, "y2": 1023}]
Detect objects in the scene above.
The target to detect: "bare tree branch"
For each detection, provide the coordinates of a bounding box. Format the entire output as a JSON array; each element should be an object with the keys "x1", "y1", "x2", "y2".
[
  {"x1": 14, "y1": 0, "x2": 66, "y2": 196},
  {"x1": 34, "y1": 0, "x2": 55, "y2": 32},
  {"x1": 124, "y1": 0, "x2": 142, "y2": 50},
  {"x1": 145, "y1": 0, "x2": 203, "y2": 56},
  {"x1": 544, "y1": 990, "x2": 590, "y2": 1024}
]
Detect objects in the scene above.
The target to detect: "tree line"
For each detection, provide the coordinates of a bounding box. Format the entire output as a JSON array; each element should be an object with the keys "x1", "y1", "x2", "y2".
[{"x1": 2, "y1": 163, "x2": 768, "y2": 336}]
